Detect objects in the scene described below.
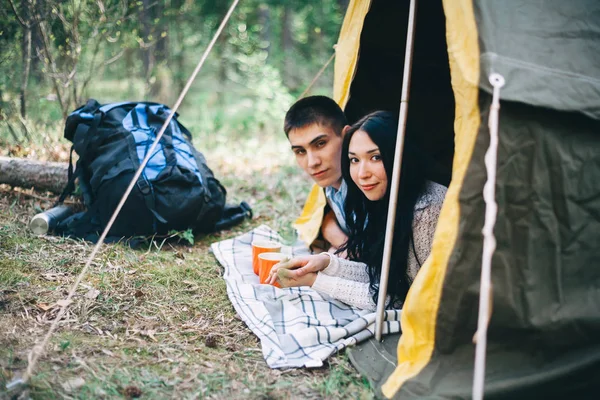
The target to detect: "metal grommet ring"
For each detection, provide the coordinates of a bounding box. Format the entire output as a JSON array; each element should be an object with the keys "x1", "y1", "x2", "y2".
[{"x1": 489, "y1": 73, "x2": 505, "y2": 88}]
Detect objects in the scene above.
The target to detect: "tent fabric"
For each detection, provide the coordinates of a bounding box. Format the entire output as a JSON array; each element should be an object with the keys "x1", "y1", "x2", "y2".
[
  {"x1": 322, "y1": 0, "x2": 600, "y2": 398},
  {"x1": 476, "y1": 1, "x2": 600, "y2": 121},
  {"x1": 380, "y1": 0, "x2": 600, "y2": 398},
  {"x1": 347, "y1": 334, "x2": 401, "y2": 399},
  {"x1": 293, "y1": 183, "x2": 326, "y2": 247},
  {"x1": 332, "y1": 0, "x2": 372, "y2": 109},
  {"x1": 382, "y1": 0, "x2": 482, "y2": 395},
  {"x1": 386, "y1": 92, "x2": 600, "y2": 400}
]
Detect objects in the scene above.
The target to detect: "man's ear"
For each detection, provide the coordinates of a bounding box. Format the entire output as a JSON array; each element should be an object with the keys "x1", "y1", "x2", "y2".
[{"x1": 341, "y1": 125, "x2": 351, "y2": 137}]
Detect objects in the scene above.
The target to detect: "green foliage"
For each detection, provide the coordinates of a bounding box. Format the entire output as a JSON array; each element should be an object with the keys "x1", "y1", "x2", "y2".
[
  {"x1": 0, "y1": 2, "x2": 22, "y2": 88},
  {"x1": 168, "y1": 228, "x2": 195, "y2": 245},
  {"x1": 59, "y1": 340, "x2": 71, "y2": 351},
  {"x1": 0, "y1": 0, "x2": 346, "y2": 149}
]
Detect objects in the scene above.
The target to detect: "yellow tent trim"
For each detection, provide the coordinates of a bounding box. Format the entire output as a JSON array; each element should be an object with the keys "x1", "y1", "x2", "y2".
[
  {"x1": 293, "y1": 184, "x2": 327, "y2": 246},
  {"x1": 382, "y1": 0, "x2": 481, "y2": 397},
  {"x1": 333, "y1": 0, "x2": 372, "y2": 108}
]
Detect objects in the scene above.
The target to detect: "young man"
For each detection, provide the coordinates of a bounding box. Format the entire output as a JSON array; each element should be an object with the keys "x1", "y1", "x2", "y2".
[{"x1": 283, "y1": 95, "x2": 350, "y2": 253}]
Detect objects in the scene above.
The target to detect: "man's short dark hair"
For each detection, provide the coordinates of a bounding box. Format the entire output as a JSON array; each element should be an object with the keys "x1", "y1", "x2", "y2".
[{"x1": 284, "y1": 95, "x2": 347, "y2": 137}]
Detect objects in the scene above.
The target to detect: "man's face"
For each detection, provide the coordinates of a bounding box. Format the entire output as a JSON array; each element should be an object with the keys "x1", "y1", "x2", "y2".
[{"x1": 288, "y1": 124, "x2": 343, "y2": 189}]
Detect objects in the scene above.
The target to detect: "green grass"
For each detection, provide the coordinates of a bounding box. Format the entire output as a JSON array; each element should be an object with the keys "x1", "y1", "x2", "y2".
[
  {"x1": 0, "y1": 258, "x2": 29, "y2": 287},
  {"x1": 0, "y1": 146, "x2": 373, "y2": 399}
]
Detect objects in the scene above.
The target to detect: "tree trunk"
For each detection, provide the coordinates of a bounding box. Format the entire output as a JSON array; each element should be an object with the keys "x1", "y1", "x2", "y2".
[
  {"x1": 30, "y1": 0, "x2": 48, "y2": 83},
  {"x1": 20, "y1": 0, "x2": 32, "y2": 118},
  {"x1": 124, "y1": 47, "x2": 136, "y2": 95},
  {"x1": 30, "y1": 17, "x2": 43, "y2": 82},
  {"x1": 312, "y1": 4, "x2": 326, "y2": 59},
  {"x1": 258, "y1": 3, "x2": 271, "y2": 57},
  {"x1": 175, "y1": 26, "x2": 185, "y2": 93},
  {"x1": 337, "y1": 0, "x2": 350, "y2": 12},
  {"x1": 36, "y1": 18, "x2": 68, "y2": 120},
  {"x1": 217, "y1": 33, "x2": 227, "y2": 108},
  {"x1": 170, "y1": 0, "x2": 186, "y2": 93},
  {"x1": 140, "y1": 0, "x2": 154, "y2": 81},
  {"x1": 0, "y1": 156, "x2": 68, "y2": 193},
  {"x1": 281, "y1": 4, "x2": 293, "y2": 87},
  {"x1": 155, "y1": 1, "x2": 168, "y2": 65}
]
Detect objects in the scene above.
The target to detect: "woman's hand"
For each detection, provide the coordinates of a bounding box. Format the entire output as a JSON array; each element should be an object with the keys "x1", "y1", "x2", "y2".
[
  {"x1": 276, "y1": 268, "x2": 317, "y2": 288},
  {"x1": 267, "y1": 254, "x2": 331, "y2": 285}
]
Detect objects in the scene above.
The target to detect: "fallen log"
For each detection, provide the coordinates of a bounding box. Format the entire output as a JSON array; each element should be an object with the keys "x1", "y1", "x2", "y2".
[{"x1": 0, "y1": 156, "x2": 68, "y2": 194}]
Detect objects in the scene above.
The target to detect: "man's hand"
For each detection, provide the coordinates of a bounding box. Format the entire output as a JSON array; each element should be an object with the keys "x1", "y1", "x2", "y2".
[
  {"x1": 267, "y1": 254, "x2": 331, "y2": 285},
  {"x1": 321, "y1": 210, "x2": 348, "y2": 252}
]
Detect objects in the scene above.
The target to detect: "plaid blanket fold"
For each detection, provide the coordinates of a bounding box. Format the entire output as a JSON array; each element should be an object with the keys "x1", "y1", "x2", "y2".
[{"x1": 210, "y1": 225, "x2": 401, "y2": 369}]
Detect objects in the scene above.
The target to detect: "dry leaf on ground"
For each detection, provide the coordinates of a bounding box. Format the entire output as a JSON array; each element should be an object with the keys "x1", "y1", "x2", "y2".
[{"x1": 62, "y1": 377, "x2": 86, "y2": 392}]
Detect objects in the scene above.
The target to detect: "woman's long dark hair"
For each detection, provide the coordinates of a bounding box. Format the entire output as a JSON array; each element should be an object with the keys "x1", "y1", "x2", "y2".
[{"x1": 338, "y1": 111, "x2": 429, "y2": 307}]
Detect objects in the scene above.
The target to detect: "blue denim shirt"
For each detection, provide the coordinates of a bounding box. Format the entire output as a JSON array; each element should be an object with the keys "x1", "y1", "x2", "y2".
[{"x1": 325, "y1": 179, "x2": 349, "y2": 235}]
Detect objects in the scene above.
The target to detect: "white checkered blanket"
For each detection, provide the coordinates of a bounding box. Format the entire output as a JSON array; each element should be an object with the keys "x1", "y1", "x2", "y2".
[{"x1": 210, "y1": 225, "x2": 402, "y2": 369}]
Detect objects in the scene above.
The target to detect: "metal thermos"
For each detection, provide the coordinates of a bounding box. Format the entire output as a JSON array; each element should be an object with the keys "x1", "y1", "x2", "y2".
[{"x1": 29, "y1": 205, "x2": 73, "y2": 235}]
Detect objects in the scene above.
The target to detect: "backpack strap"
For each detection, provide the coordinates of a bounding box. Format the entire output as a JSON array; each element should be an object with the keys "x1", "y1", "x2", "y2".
[
  {"x1": 56, "y1": 110, "x2": 102, "y2": 206},
  {"x1": 213, "y1": 201, "x2": 253, "y2": 232},
  {"x1": 146, "y1": 104, "x2": 177, "y2": 166},
  {"x1": 125, "y1": 104, "x2": 168, "y2": 226},
  {"x1": 55, "y1": 146, "x2": 76, "y2": 206},
  {"x1": 136, "y1": 176, "x2": 167, "y2": 224}
]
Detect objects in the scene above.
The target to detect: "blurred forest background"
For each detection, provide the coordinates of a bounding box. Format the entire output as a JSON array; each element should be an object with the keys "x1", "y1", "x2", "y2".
[{"x1": 0, "y1": 0, "x2": 348, "y2": 161}]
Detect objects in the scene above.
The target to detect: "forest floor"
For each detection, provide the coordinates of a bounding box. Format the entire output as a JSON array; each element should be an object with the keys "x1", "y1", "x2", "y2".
[{"x1": 0, "y1": 135, "x2": 373, "y2": 399}]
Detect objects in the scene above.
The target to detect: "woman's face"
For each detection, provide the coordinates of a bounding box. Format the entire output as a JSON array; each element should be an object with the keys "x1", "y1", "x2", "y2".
[{"x1": 348, "y1": 130, "x2": 388, "y2": 201}]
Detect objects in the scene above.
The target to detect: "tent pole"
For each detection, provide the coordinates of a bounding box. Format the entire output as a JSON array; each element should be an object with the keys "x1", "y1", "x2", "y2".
[{"x1": 375, "y1": 0, "x2": 418, "y2": 342}]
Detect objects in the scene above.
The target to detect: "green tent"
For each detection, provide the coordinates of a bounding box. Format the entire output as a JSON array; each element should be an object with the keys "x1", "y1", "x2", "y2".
[{"x1": 326, "y1": 0, "x2": 600, "y2": 398}]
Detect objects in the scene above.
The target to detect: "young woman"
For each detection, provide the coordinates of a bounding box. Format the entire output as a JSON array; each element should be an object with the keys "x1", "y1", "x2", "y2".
[{"x1": 268, "y1": 111, "x2": 447, "y2": 310}]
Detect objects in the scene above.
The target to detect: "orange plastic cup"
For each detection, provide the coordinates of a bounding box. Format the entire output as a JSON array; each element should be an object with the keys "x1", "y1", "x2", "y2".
[
  {"x1": 251, "y1": 240, "x2": 281, "y2": 275},
  {"x1": 258, "y1": 252, "x2": 287, "y2": 287}
]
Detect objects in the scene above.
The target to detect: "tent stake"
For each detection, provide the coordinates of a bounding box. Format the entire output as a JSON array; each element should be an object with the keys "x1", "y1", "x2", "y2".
[{"x1": 375, "y1": 0, "x2": 418, "y2": 342}]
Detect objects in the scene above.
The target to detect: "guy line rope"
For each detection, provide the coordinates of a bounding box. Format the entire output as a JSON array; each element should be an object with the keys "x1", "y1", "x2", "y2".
[
  {"x1": 472, "y1": 72, "x2": 505, "y2": 400},
  {"x1": 298, "y1": 49, "x2": 336, "y2": 100},
  {"x1": 7, "y1": 0, "x2": 241, "y2": 391}
]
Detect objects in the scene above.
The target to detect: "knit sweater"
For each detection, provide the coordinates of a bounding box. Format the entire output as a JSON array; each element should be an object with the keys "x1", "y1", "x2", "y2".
[{"x1": 311, "y1": 181, "x2": 447, "y2": 310}]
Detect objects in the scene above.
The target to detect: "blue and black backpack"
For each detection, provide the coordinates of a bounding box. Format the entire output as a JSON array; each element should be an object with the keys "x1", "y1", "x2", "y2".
[{"x1": 55, "y1": 99, "x2": 251, "y2": 242}]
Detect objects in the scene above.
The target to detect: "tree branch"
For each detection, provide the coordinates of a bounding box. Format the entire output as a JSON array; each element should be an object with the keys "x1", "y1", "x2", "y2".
[
  {"x1": 7, "y1": 0, "x2": 27, "y2": 28},
  {"x1": 35, "y1": 16, "x2": 67, "y2": 119},
  {"x1": 79, "y1": 0, "x2": 128, "y2": 101},
  {"x1": 21, "y1": 24, "x2": 32, "y2": 118}
]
